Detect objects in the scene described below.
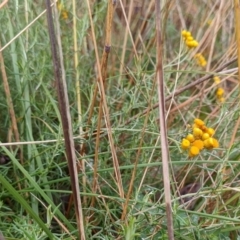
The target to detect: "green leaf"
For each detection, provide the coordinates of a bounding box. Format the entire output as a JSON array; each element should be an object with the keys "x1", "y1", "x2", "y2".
[{"x1": 0, "y1": 174, "x2": 54, "y2": 239}]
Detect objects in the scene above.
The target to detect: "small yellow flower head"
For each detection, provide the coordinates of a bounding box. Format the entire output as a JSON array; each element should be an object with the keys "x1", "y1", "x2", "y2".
[
  {"x1": 192, "y1": 140, "x2": 204, "y2": 150},
  {"x1": 182, "y1": 30, "x2": 199, "y2": 48},
  {"x1": 216, "y1": 88, "x2": 224, "y2": 98},
  {"x1": 61, "y1": 11, "x2": 68, "y2": 20},
  {"x1": 203, "y1": 139, "x2": 211, "y2": 149},
  {"x1": 202, "y1": 133, "x2": 210, "y2": 140},
  {"x1": 200, "y1": 125, "x2": 208, "y2": 132},
  {"x1": 212, "y1": 138, "x2": 219, "y2": 148},
  {"x1": 186, "y1": 40, "x2": 198, "y2": 48},
  {"x1": 194, "y1": 118, "x2": 205, "y2": 127},
  {"x1": 207, "y1": 19, "x2": 212, "y2": 26},
  {"x1": 189, "y1": 146, "x2": 200, "y2": 157},
  {"x1": 200, "y1": 60, "x2": 207, "y2": 67},
  {"x1": 219, "y1": 97, "x2": 225, "y2": 103},
  {"x1": 192, "y1": 40, "x2": 199, "y2": 47},
  {"x1": 186, "y1": 36, "x2": 194, "y2": 41},
  {"x1": 207, "y1": 128, "x2": 215, "y2": 136},
  {"x1": 181, "y1": 30, "x2": 187, "y2": 36},
  {"x1": 181, "y1": 138, "x2": 191, "y2": 150},
  {"x1": 57, "y1": 2, "x2": 69, "y2": 20},
  {"x1": 57, "y1": 2, "x2": 63, "y2": 11},
  {"x1": 213, "y1": 76, "x2": 220, "y2": 84},
  {"x1": 195, "y1": 53, "x2": 207, "y2": 67},
  {"x1": 193, "y1": 127, "x2": 203, "y2": 138},
  {"x1": 186, "y1": 134, "x2": 195, "y2": 142},
  {"x1": 182, "y1": 30, "x2": 192, "y2": 38},
  {"x1": 204, "y1": 137, "x2": 219, "y2": 149}
]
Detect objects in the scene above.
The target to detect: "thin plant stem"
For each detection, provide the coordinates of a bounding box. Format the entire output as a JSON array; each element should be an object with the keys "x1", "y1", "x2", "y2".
[
  {"x1": 155, "y1": 0, "x2": 174, "y2": 239},
  {"x1": 72, "y1": 0, "x2": 87, "y2": 206},
  {"x1": 85, "y1": 0, "x2": 124, "y2": 200},
  {"x1": 234, "y1": 0, "x2": 240, "y2": 95},
  {"x1": 45, "y1": 1, "x2": 86, "y2": 238},
  {"x1": 0, "y1": 44, "x2": 20, "y2": 156}
]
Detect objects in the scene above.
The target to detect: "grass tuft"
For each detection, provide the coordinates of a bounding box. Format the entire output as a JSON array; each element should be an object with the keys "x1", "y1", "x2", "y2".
[{"x1": 0, "y1": 0, "x2": 239, "y2": 239}]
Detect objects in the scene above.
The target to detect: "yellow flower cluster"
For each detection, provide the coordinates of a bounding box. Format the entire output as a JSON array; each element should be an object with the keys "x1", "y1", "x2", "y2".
[
  {"x1": 213, "y1": 76, "x2": 225, "y2": 103},
  {"x1": 181, "y1": 30, "x2": 208, "y2": 67},
  {"x1": 181, "y1": 30, "x2": 199, "y2": 48},
  {"x1": 57, "y1": 2, "x2": 69, "y2": 20},
  {"x1": 181, "y1": 118, "x2": 219, "y2": 157},
  {"x1": 194, "y1": 53, "x2": 207, "y2": 67}
]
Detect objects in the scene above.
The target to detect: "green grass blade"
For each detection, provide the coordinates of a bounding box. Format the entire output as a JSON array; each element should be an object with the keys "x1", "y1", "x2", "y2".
[{"x1": 0, "y1": 174, "x2": 54, "y2": 240}]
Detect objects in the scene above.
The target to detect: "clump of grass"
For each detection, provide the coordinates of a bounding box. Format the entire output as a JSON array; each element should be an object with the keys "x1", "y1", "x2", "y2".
[{"x1": 0, "y1": 0, "x2": 239, "y2": 239}]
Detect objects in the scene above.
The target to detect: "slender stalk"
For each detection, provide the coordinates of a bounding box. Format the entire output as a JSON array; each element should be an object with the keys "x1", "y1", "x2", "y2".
[
  {"x1": 0, "y1": 0, "x2": 8, "y2": 8},
  {"x1": 85, "y1": 0, "x2": 124, "y2": 200},
  {"x1": 72, "y1": 0, "x2": 87, "y2": 206},
  {"x1": 234, "y1": 0, "x2": 240, "y2": 95},
  {"x1": 0, "y1": 42, "x2": 23, "y2": 194},
  {"x1": 118, "y1": 0, "x2": 134, "y2": 84},
  {"x1": 0, "y1": 44, "x2": 20, "y2": 154},
  {"x1": 155, "y1": 0, "x2": 174, "y2": 239},
  {"x1": 45, "y1": 1, "x2": 85, "y2": 239},
  {"x1": 91, "y1": 0, "x2": 116, "y2": 207}
]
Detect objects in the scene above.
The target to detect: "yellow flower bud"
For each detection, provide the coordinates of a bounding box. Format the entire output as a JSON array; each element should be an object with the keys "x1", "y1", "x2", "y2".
[
  {"x1": 182, "y1": 30, "x2": 192, "y2": 41},
  {"x1": 192, "y1": 140, "x2": 204, "y2": 150},
  {"x1": 57, "y1": 2, "x2": 64, "y2": 11},
  {"x1": 181, "y1": 30, "x2": 187, "y2": 37},
  {"x1": 193, "y1": 127, "x2": 203, "y2": 138},
  {"x1": 61, "y1": 11, "x2": 68, "y2": 20},
  {"x1": 181, "y1": 138, "x2": 191, "y2": 150},
  {"x1": 219, "y1": 97, "x2": 225, "y2": 103},
  {"x1": 186, "y1": 134, "x2": 195, "y2": 142},
  {"x1": 212, "y1": 138, "x2": 219, "y2": 148},
  {"x1": 202, "y1": 133, "x2": 210, "y2": 140},
  {"x1": 213, "y1": 76, "x2": 220, "y2": 84},
  {"x1": 204, "y1": 137, "x2": 219, "y2": 149},
  {"x1": 189, "y1": 146, "x2": 200, "y2": 157},
  {"x1": 207, "y1": 128, "x2": 215, "y2": 136},
  {"x1": 185, "y1": 31, "x2": 192, "y2": 37},
  {"x1": 207, "y1": 20, "x2": 212, "y2": 25},
  {"x1": 195, "y1": 53, "x2": 207, "y2": 66},
  {"x1": 216, "y1": 88, "x2": 224, "y2": 98},
  {"x1": 194, "y1": 118, "x2": 205, "y2": 127},
  {"x1": 192, "y1": 40, "x2": 199, "y2": 47},
  {"x1": 200, "y1": 60, "x2": 207, "y2": 67},
  {"x1": 201, "y1": 125, "x2": 208, "y2": 132},
  {"x1": 186, "y1": 36, "x2": 194, "y2": 41},
  {"x1": 204, "y1": 138, "x2": 213, "y2": 149},
  {"x1": 186, "y1": 40, "x2": 198, "y2": 48}
]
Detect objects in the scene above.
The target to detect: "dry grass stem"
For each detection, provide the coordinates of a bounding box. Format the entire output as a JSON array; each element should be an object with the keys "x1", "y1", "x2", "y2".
[
  {"x1": 85, "y1": 0, "x2": 124, "y2": 200},
  {"x1": 45, "y1": 1, "x2": 85, "y2": 238},
  {"x1": 155, "y1": 0, "x2": 174, "y2": 239}
]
